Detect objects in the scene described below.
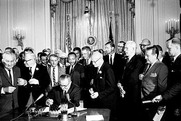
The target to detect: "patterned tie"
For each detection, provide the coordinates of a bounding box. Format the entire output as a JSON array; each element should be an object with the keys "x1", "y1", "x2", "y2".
[
  {"x1": 53, "y1": 67, "x2": 58, "y2": 86},
  {"x1": 8, "y1": 69, "x2": 13, "y2": 85},
  {"x1": 29, "y1": 67, "x2": 32, "y2": 78}
]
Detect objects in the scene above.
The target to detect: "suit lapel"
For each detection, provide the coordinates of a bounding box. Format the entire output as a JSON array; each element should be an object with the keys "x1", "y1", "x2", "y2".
[{"x1": 2, "y1": 68, "x2": 13, "y2": 85}]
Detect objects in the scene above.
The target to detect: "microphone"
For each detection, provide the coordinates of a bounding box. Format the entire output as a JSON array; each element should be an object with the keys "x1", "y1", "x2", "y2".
[
  {"x1": 66, "y1": 93, "x2": 77, "y2": 116},
  {"x1": 10, "y1": 93, "x2": 44, "y2": 121},
  {"x1": 34, "y1": 94, "x2": 44, "y2": 104}
]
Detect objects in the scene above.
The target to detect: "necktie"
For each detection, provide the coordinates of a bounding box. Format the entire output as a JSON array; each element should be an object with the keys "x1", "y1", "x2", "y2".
[
  {"x1": 53, "y1": 67, "x2": 58, "y2": 86},
  {"x1": 8, "y1": 69, "x2": 13, "y2": 85},
  {"x1": 69, "y1": 65, "x2": 73, "y2": 74},
  {"x1": 144, "y1": 64, "x2": 151, "y2": 74},
  {"x1": 27, "y1": 67, "x2": 34, "y2": 107},
  {"x1": 110, "y1": 55, "x2": 112, "y2": 65},
  {"x1": 29, "y1": 67, "x2": 33, "y2": 78}
]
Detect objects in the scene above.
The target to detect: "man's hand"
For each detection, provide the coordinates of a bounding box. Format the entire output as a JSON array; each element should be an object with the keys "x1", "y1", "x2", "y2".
[
  {"x1": 46, "y1": 99, "x2": 54, "y2": 106},
  {"x1": 90, "y1": 92, "x2": 99, "y2": 99},
  {"x1": 139, "y1": 74, "x2": 144, "y2": 80},
  {"x1": 117, "y1": 83, "x2": 126, "y2": 97},
  {"x1": 29, "y1": 78, "x2": 39, "y2": 85},
  {"x1": 152, "y1": 95, "x2": 163, "y2": 103},
  {"x1": 17, "y1": 78, "x2": 27, "y2": 86},
  {"x1": 3, "y1": 86, "x2": 16, "y2": 93}
]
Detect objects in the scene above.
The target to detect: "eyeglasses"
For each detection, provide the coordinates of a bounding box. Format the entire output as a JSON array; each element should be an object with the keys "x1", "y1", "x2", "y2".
[
  {"x1": 92, "y1": 58, "x2": 101, "y2": 64},
  {"x1": 24, "y1": 59, "x2": 32, "y2": 63},
  {"x1": 60, "y1": 82, "x2": 70, "y2": 88}
]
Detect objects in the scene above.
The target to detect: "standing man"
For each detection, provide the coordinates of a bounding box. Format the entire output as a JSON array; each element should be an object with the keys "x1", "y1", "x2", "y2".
[
  {"x1": 152, "y1": 38, "x2": 181, "y2": 121},
  {"x1": 104, "y1": 41, "x2": 125, "y2": 83},
  {"x1": 0, "y1": 51, "x2": 21, "y2": 117},
  {"x1": 47, "y1": 54, "x2": 65, "y2": 91},
  {"x1": 117, "y1": 41, "x2": 126, "y2": 56},
  {"x1": 18, "y1": 52, "x2": 51, "y2": 111},
  {"x1": 66, "y1": 52, "x2": 85, "y2": 87},
  {"x1": 120, "y1": 41, "x2": 144, "y2": 121},
  {"x1": 90, "y1": 51, "x2": 117, "y2": 121},
  {"x1": 140, "y1": 45, "x2": 168, "y2": 121}
]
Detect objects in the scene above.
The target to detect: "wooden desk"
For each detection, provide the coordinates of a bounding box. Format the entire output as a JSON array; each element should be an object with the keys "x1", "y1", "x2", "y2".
[{"x1": 0, "y1": 108, "x2": 110, "y2": 121}]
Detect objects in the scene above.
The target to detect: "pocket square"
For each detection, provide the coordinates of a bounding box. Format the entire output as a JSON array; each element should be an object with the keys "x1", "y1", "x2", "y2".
[{"x1": 150, "y1": 73, "x2": 157, "y2": 77}]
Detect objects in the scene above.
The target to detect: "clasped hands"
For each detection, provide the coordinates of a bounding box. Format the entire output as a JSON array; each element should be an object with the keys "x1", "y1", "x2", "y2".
[
  {"x1": 17, "y1": 78, "x2": 39, "y2": 86},
  {"x1": 89, "y1": 88, "x2": 99, "y2": 99}
]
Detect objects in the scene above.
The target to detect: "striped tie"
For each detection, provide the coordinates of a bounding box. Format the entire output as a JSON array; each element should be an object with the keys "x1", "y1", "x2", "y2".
[{"x1": 53, "y1": 67, "x2": 58, "y2": 86}]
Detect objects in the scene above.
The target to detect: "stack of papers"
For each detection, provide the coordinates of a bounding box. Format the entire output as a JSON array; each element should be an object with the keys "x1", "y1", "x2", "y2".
[{"x1": 86, "y1": 115, "x2": 104, "y2": 121}]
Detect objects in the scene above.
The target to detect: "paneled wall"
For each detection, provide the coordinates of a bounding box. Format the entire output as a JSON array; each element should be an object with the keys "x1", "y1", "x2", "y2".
[
  {"x1": 0, "y1": 0, "x2": 51, "y2": 54},
  {"x1": 135, "y1": 0, "x2": 181, "y2": 52}
]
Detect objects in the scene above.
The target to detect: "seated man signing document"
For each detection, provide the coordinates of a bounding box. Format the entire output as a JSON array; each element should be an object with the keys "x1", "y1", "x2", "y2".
[{"x1": 46, "y1": 74, "x2": 81, "y2": 110}]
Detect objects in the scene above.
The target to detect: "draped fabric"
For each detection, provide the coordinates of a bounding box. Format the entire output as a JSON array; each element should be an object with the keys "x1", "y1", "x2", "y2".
[{"x1": 53, "y1": 0, "x2": 134, "y2": 52}]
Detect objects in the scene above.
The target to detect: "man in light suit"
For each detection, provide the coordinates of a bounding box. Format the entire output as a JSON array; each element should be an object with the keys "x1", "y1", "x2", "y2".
[
  {"x1": 90, "y1": 51, "x2": 117, "y2": 121},
  {"x1": 140, "y1": 45, "x2": 168, "y2": 121},
  {"x1": 17, "y1": 52, "x2": 51, "y2": 111},
  {"x1": 0, "y1": 51, "x2": 21, "y2": 118},
  {"x1": 47, "y1": 54, "x2": 65, "y2": 91}
]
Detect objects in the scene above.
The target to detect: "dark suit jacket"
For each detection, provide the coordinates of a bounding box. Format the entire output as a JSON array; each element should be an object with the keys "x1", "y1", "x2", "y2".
[
  {"x1": 91, "y1": 62, "x2": 117, "y2": 110},
  {"x1": 47, "y1": 64, "x2": 65, "y2": 91},
  {"x1": 162, "y1": 54, "x2": 181, "y2": 108},
  {"x1": 66, "y1": 63, "x2": 85, "y2": 87},
  {"x1": 18, "y1": 64, "x2": 51, "y2": 108},
  {"x1": 121, "y1": 54, "x2": 144, "y2": 104},
  {"x1": 47, "y1": 83, "x2": 81, "y2": 108},
  {"x1": 0, "y1": 66, "x2": 21, "y2": 117},
  {"x1": 103, "y1": 53, "x2": 126, "y2": 83},
  {"x1": 141, "y1": 61, "x2": 168, "y2": 100},
  {"x1": 78, "y1": 59, "x2": 97, "y2": 89}
]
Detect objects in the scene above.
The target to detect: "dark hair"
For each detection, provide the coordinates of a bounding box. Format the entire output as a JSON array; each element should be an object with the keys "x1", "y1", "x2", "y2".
[
  {"x1": 59, "y1": 74, "x2": 71, "y2": 82},
  {"x1": 5, "y1": 47, "x2": 15, "y2": 53},
  {"x1": 155, "y1": 45, "x2": 163, "y2": 52},
  {"x1": 119, "y1": 41, "x2": 126, "y2": 45},
  {"x1": 68, "y1": 52, "x2": 76, "y2": 57},
  {"x1": 73, "y1": 47, "x2": 81, "y2": 53},
  {"x1": 82, "y1": 46, "x2": 91, "y2": 51},
  {"x1": 146, "y1": 45, "x2": 159, "y2": 58},
  {"x1": 105, "y1": 41, "x2": 115, "y2": 48},
  {"x1": 40, "y1": 52, "x2": 48, "y2": 58},
  {"x1": 24, "y1": 47, "x2": 34, "y2": 53}
]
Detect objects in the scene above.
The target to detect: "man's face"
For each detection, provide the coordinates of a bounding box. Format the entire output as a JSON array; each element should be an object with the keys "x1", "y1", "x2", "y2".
[
  {"x1": 50, "y1": 56, "x2": 59, "y2": 67},
  {"x1": 140, "y1": 44, "x2": 149, "y2": 54},
  {"x1": 105, "y1": 44, "x2": 113, "y2": 55},
  {"x1": 91, "y1": 53, "x2": 101, "y2": 68},
  {"x1": 82, "y1": 50, "x2": 90, "y2": 59},
  {"x1": 117, "y1": 43, "x2": 124, "y2": 53},
  {"x1": 168, "y1": 44, "x2": 177, "y2": 57},
  {"x1": 74, "y1": 50, "x2": 81, "y2": 60},
  {"x1": 2, "y1": 54, "x2": 16, "y2": 70},
  {"x1": 24, "y1": 54, "x2": 36, "y2": 67},
  {"x1": 68, "y1": 54, "x2": 76, "y2": 65},
  {"x1": 40, "y1": 56, "x2": 47, "y2": 66},
  {"x1": 124, "y1": 44, "x2": 133, "y2": 57},
  {"x1": 145, "y1": 49, "x2": 156, "y2": 64},
  {"x1": 59, "y1": 78, "x2": 70, "y2": 91}
]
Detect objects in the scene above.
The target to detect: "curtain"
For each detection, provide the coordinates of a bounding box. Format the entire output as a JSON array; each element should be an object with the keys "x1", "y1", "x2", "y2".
[{"x1": 53, "y1": 0, "x2": 134, "y2": 52}]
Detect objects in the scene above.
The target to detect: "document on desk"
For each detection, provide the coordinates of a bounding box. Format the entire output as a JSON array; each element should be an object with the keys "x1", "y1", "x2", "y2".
[
  {"x1": 68, "y1": 107, "x2": 87, "y2": 114},
  {"x1": 86, "y1": 115, "x2": 104, "y2": 121}
]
